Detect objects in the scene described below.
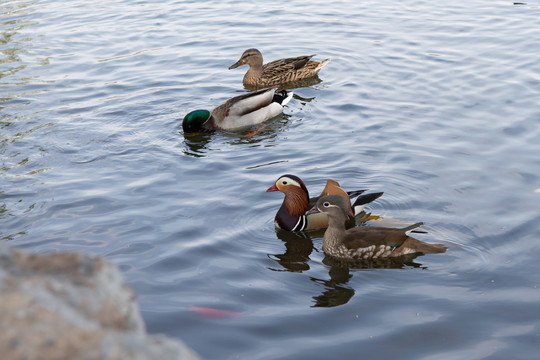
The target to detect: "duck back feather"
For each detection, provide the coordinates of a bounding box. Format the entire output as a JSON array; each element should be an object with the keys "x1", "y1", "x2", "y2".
[{"x1": 206, "y1": 88, "x2": 291, "y2": 131}]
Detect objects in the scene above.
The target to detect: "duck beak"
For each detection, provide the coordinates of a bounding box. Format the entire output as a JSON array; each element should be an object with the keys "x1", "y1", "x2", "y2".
[
  {"x1": 229, "y1": 60, "x2": 243, "y2": 69},
  {"x1": 306, "y1": 206, "x2": 320, "y2": 215},
  {"x1": 265, "y1": 183, "x2": 279, "y2": 192}
]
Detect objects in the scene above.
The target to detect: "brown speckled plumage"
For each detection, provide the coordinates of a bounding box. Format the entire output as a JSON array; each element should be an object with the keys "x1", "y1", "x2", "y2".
[
  {"x1": 317, "y1": 195, "x2": 446, "y2": 260},
  {"x1": 229, "y1": 48, "x2": 330, "y2": 89}
]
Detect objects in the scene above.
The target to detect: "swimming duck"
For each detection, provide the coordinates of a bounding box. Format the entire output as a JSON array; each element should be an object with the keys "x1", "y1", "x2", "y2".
[
  {"x1": 316, "y1": 195, "x2": 447, "y2": 260},
  {"x1": 229, "y1": 48, "x2": 330, "y2": 89},
  {"x1": 266, "y1": 174, "x2": 383, "y2": 232},
  {"x1": 182, "y1": 87, "x2": 293, "y2": 133}
]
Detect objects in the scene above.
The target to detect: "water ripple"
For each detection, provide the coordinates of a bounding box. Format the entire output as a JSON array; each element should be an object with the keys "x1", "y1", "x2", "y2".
[{"x1": 3, "y1": 1, "x2": 540, "y2": 359}]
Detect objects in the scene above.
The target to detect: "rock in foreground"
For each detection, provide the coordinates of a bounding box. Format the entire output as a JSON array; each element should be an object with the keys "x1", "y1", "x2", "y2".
[{"x1": 0, "y1": 243, "x2": 202, "y2": 360}]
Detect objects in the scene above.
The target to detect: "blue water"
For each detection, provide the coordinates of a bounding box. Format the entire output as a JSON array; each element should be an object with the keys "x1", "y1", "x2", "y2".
[{"x1": 2, "y1": 1, "x2": 540, "y2": 359}]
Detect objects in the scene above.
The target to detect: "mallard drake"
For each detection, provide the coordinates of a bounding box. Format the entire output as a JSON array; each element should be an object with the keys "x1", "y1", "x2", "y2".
[
  {"x1": 229, "y1": 48, "x2": 330, "y2": 89},
  {"x1": 182, "y1": 87, "x2": 293, "y2": 133},
  {"x1": 316, "y1": 195, "x2": 447, "y2": 260},
  {"x1": 266, "y1": 174, "x2": 383, "y2": 232}
]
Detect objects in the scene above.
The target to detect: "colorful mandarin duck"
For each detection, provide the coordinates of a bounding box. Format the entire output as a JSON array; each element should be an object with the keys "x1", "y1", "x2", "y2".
[
  {"x1": 316, "y1": 195, "x2": 447, "y2": 260},
  {"x1": 229, "y1": 48, "x2": 330, "y2": 89},
  {"x1": 266, "y1": 174, "x2": 383, "y2": 232},
  {"x1": 182, "y1": 87, "x2": 292, "y2": 133}
]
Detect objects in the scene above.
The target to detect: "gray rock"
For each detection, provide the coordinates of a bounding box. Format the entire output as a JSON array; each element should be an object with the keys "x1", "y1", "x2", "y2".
[{"x1": 0, "y1": 243, "x2": 202, "y2": 360}]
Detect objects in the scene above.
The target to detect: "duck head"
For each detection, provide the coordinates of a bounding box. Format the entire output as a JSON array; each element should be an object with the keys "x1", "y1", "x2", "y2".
[
  {"x1": 316, "y1": 195, "x2": 353, "y2": 220},
  {"x1": 229, "y1": 48, "x2": 263, "y2": 69},
  {"x1": 183, "y1": 109, "x2": 211, "y2": 133},
  {"x1": 266, "y1": 174, "x2": 310, "y2": 216}
]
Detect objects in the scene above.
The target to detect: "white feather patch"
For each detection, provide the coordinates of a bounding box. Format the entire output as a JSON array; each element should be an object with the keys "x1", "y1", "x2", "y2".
[
  {"x1": 219, "y1": 88, "x2": 289, "y2": 131},
  {"x1": 227, "y1": 89, "x2": 275, "y2": 117}
]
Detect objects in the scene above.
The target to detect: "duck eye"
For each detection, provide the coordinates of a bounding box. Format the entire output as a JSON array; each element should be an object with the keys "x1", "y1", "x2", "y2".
[
  {"x1": 282, "y1": 180, "x2": 288, "y2": 185},
  {"x1": 323, "y1": 202, "x2": 330, "y2": 207}
]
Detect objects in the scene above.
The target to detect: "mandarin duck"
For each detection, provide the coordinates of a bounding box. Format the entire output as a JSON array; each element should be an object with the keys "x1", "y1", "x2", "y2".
[
  {"x1": 266, "y1": 174, "x2": 383, "y2": 232},
  {"x1": 316, "y1": 195, "x2": 447, "y2": 260},
  {"x1": 183, "y1": 87, "x2": 293, "y2": 133},
  {"x1": 229, "y1": 48, "x2": 330, "y2": 89}
]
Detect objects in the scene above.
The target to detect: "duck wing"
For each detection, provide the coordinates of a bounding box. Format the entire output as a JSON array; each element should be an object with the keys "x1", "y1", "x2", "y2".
[
  {"x1": 343, "y1": 226, "x2": 447, "y2": 255},
  {"x1": 342, "y1": 226, "x2": 408, "y2": 249},
  {"x1": 265, "y1": 55, "x2": 315, "y2": 71},
  {"x1": 212, "y1": 88, "x2": 276, "y2": 120},
  {"x1": 351, "y1": 191, "x2": 384, "y2": 214}
]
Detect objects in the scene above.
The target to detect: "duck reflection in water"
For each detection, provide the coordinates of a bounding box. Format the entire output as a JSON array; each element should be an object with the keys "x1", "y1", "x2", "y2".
[
  {"x1": 268, "y1": 227, "x2": 435, "y2": 308},
  {"x1": 311, "y1": 254, "x2": 426, "y2": 308},
  {"x1": 182, "y1": 132, "x2": 213, "y2": 158},
  {"x1": 278, "y1": 76, "x2": 324, "y2": 93},
  {"x1": 268, "y1": 229, "x2": 320, "y2": 272},
  {"x1": 181, "y1": 115, "x2": 292, "y2": 157}
]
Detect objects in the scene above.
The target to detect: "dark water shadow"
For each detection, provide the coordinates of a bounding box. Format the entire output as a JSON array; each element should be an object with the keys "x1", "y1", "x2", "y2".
[
  {"x1": 310, "y1": 265, "x2": 354, "y2": 307},
  {"x1": 224, "y1": 113, "x2": 291, "y2": 146},
  {"x1": 180, "y1": 113, "x2": 292, "y2": 157},
  {"x1": 267, "y1": 229, "x2": 320, "y2": 273},
  {"x1": 311, "y1": 255, "x2": 427, "y2": 308},
  {"x1": 267, "y1": 227, "x2": 435, "y2": 308},
  {"x1": 181, "y1": 132, "x2": 213, "y2": 158}
]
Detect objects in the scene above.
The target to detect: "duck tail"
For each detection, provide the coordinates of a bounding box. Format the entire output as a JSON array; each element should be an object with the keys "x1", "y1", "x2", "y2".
[
  {"x1": 316, "y1": 58, "x2": 331, "y2": 71},
  {"x1": 399, "y1": 222, "x2": 425, "y2": 234},
  {"x1": 273, "y1": 90, "x2": 293, "y2": 106},
  {"x1": 346, "y1": 189, "x2": 367, "y2": 198},
  {"x1": 401, "y1": 237, "x2": 447, "y2": 254}
]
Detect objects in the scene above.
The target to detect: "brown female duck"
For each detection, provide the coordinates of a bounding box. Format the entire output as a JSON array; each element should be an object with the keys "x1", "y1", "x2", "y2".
[
  {"x1": 229, "y1": 48, "x2": 330, "y2": 89},
  {"x1": 316, "y1": 195, "x2": 447, "y2": 260},
  {"x1": 266, "y1": 174, "x2": 383, "y2": 232}
]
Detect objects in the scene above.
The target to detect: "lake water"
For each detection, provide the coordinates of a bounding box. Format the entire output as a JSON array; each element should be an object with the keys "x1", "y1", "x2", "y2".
[{"x1": 2, "y1": 0, "x2": 540, "y2": 359}]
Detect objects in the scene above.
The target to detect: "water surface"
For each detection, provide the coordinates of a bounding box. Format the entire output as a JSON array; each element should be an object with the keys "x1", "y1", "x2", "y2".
[{"x1": 2, "y1": 1, "x2": 540, "y2": 359}]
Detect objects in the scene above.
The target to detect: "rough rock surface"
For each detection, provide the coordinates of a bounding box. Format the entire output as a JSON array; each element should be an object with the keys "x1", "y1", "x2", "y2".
[{"x1": 0, "y1": 243, "x2": 202, "y2": 360}]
